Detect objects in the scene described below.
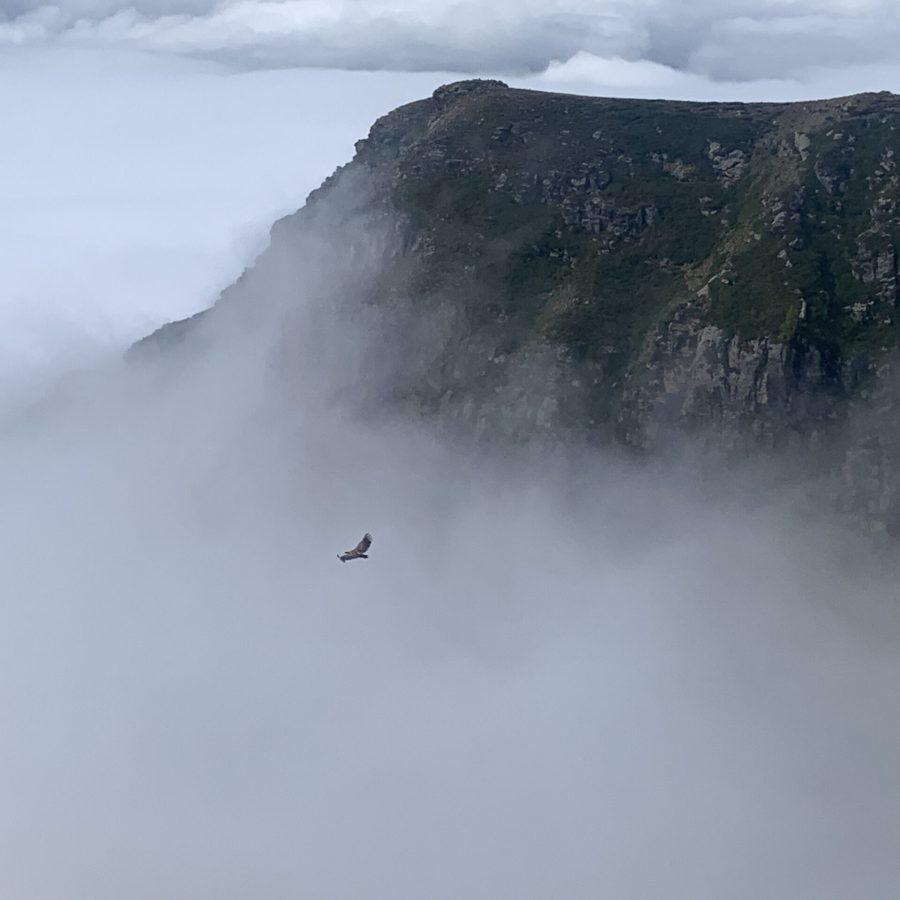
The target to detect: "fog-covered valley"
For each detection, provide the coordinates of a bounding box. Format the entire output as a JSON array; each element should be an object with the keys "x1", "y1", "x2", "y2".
[{"x1": 2, "y1": 208, "x2": 900, "y2": 899}]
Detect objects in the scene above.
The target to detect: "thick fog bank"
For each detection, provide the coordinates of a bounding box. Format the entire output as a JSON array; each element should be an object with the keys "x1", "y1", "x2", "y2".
[
  {"x1": 1, "y1": 244, "x2": 899, "y2": 900},
  {"x1": 0, "y1": 47, "x2": 453, "y2": 422}
]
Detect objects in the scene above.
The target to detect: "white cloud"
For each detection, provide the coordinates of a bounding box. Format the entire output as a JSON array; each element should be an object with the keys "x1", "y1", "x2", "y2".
[
  {"x1": 2, "y1": 0, "x2": 899, "y2": 91},
  {"x1": 0, "y1": 47, "x2": 446, "y2": 413},
  {"x1": 688, "y1": 8, "x2": 900, "y2": 82},
  {"x1": 523, "y1": 50, "x2": 900, "y2": 102}
]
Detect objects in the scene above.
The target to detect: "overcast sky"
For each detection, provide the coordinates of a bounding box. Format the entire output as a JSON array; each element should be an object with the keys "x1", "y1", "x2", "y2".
[{"x1": 3, "y1": 0, "x2": 900, "y2": 88}]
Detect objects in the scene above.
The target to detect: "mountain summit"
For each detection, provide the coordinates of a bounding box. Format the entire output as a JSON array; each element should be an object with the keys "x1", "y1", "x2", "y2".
[{"x1": 133, "y1": 80, "x2": 900, "y2": 532}]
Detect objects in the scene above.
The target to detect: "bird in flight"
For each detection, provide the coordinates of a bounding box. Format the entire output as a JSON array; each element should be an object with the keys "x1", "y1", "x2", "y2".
[{"x1": 338, "y1": 532, "x2": 372, "y2": 562}]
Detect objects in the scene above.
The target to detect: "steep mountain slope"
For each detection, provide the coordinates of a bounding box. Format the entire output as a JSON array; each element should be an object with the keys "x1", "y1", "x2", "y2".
[{"x1": 132, "y1": 80, "x2": 900, "y2": 530}]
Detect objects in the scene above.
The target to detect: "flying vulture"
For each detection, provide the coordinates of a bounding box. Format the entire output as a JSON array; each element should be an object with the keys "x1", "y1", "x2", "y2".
[{"x1": 338, "y1": 533, "x2": 372, "y2": 562}]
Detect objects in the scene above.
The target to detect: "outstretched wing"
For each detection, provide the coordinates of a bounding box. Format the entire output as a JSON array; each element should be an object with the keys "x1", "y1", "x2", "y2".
[{"x1": 339, "y1": 533, "x2": 373, "y2": 560}]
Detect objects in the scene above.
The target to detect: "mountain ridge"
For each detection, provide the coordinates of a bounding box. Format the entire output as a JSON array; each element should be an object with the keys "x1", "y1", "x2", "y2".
[{"x1": 131, "y1": 79, "x2": 900, "y2": 532}]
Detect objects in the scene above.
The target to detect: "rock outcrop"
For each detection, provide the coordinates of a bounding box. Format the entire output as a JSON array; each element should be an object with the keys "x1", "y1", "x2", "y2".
[{"x1": 134, "y1": 80, "x2": 900, "y2": 531}]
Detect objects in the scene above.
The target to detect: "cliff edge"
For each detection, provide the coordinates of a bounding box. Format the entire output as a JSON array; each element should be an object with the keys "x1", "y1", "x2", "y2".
[{"x1": 132, "y1": 80, "x2": 900, "y2": 531}]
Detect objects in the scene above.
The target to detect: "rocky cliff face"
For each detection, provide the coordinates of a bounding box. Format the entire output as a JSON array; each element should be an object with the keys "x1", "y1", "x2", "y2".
[{"x1": 133, "y1": 80, "x2": 900, "y2": 531}]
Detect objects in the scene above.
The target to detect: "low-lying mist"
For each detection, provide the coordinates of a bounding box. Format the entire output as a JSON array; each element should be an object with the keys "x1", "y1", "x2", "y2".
[{"x1": 1, "y1": 212, "x2": 899, "y2": 900}]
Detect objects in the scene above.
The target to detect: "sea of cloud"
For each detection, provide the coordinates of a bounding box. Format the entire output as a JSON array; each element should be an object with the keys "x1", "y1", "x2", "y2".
[{"x1": 1, "y1": 190, "x2": 900, "y2": 899}]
